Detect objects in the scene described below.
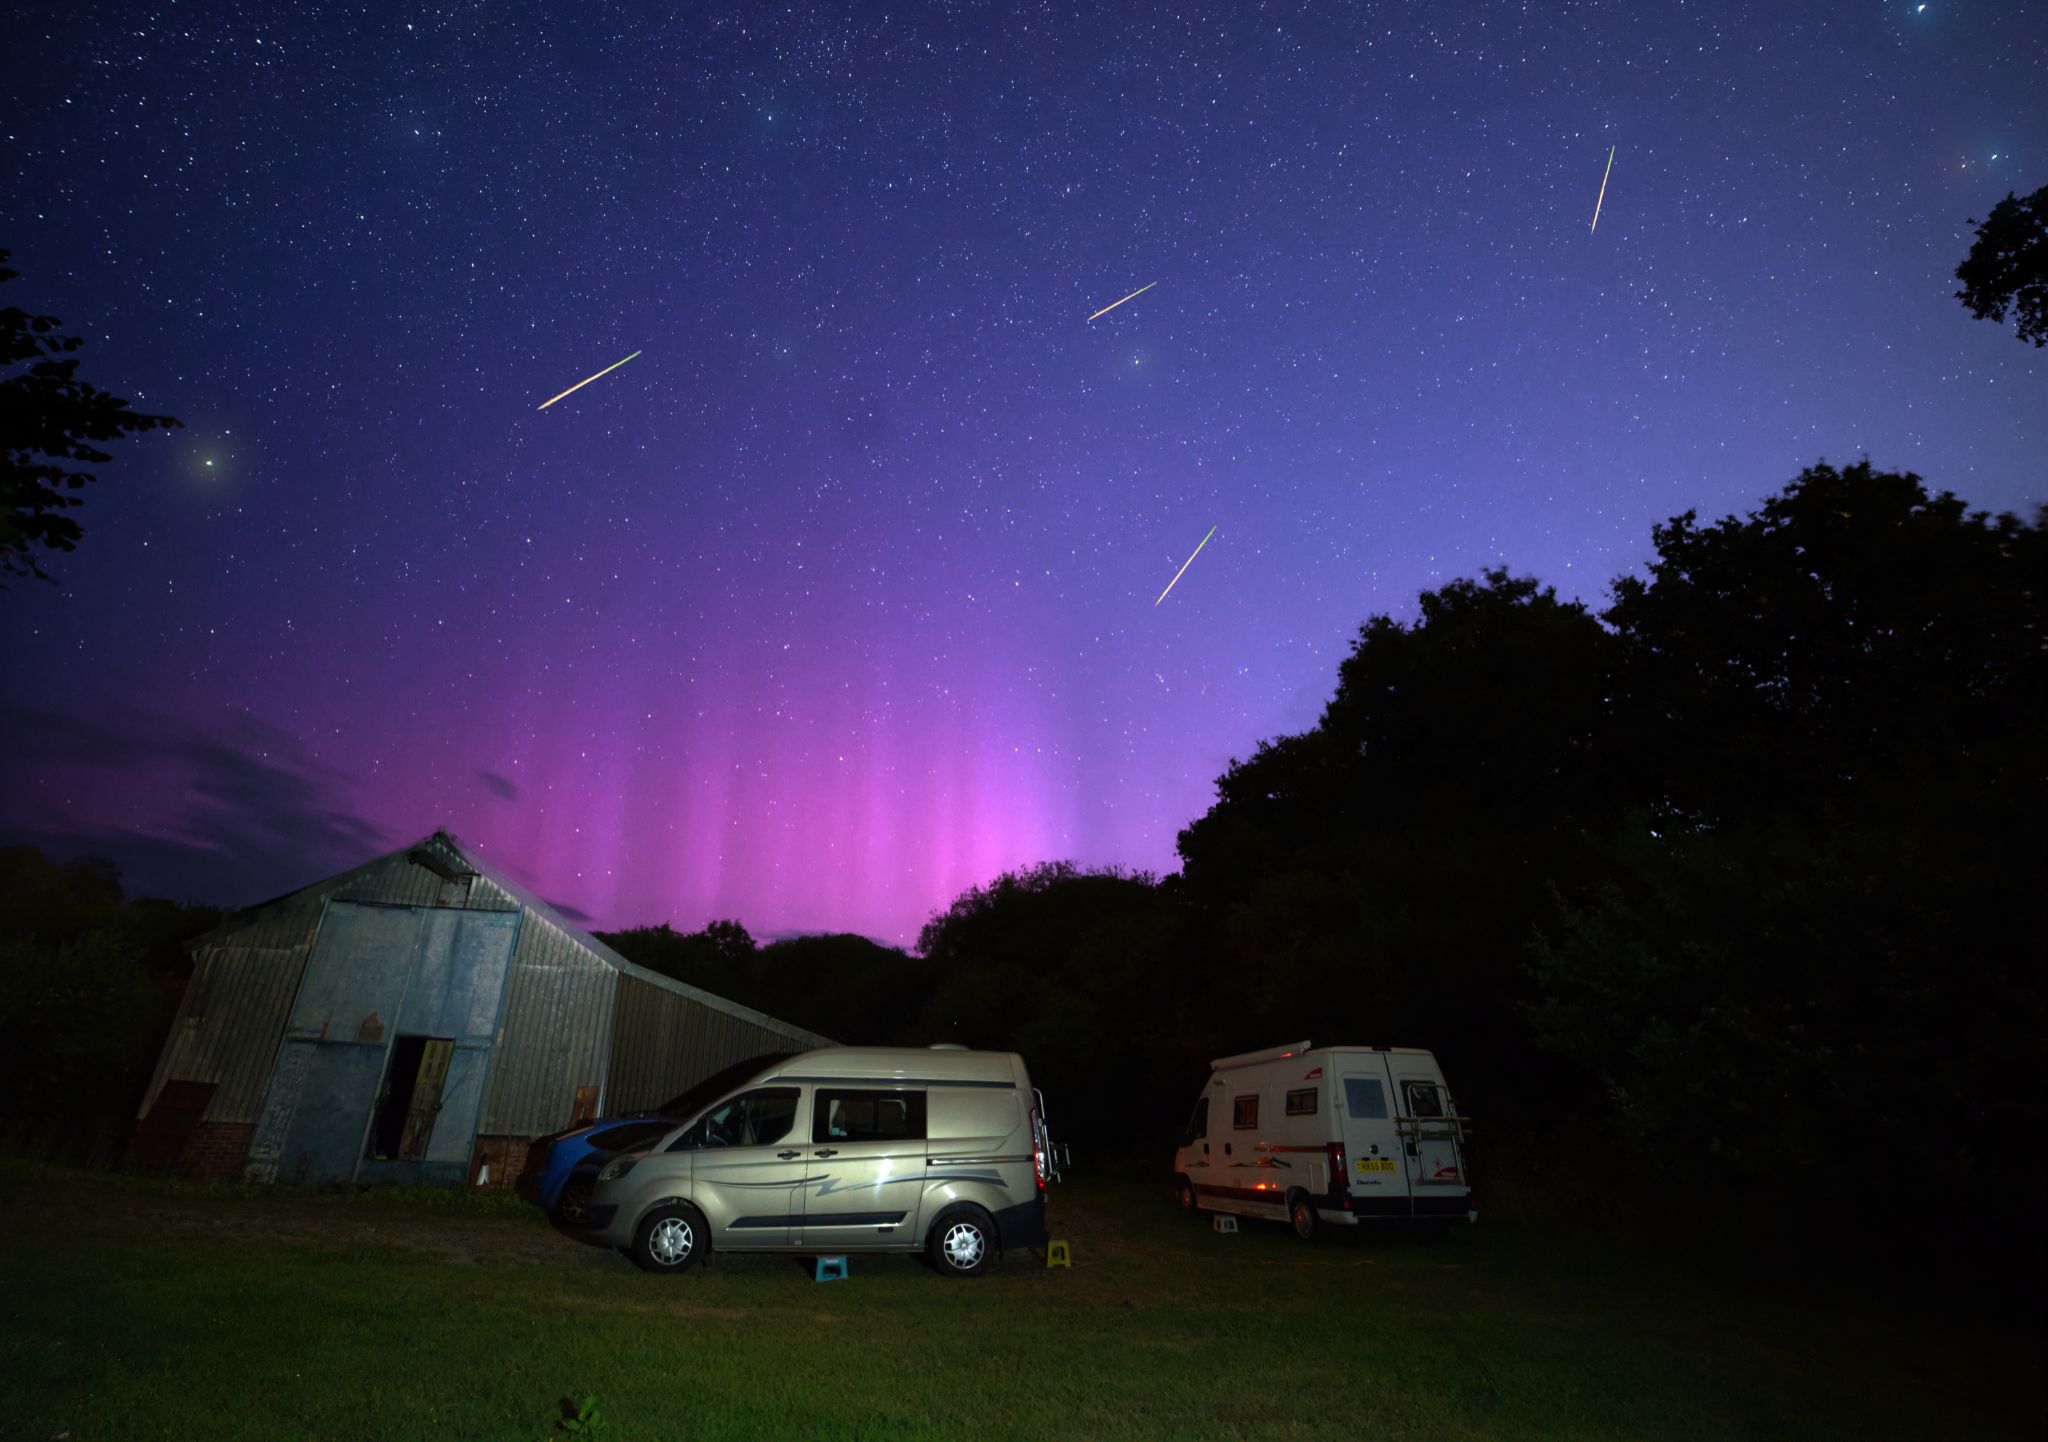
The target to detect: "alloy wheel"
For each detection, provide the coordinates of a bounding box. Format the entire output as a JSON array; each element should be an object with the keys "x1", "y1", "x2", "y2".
[
  {"x1": 650, "y1": 1216, "x2": 695, "y2": 1266},
  {"x1": 941, "y1": 1221, "x2": 985, "y2": 1269}
]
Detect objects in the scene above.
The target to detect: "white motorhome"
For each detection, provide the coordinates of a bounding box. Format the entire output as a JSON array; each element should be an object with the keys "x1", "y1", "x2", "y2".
[{"x1": 1171, "y1": 1040, "x2": 1473, "y2": 1239}]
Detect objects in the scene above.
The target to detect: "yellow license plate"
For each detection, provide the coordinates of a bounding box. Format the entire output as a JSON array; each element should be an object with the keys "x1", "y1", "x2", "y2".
[{"x1": 1356, "y1": 1158, "x2": 1397, "y2": 1173}]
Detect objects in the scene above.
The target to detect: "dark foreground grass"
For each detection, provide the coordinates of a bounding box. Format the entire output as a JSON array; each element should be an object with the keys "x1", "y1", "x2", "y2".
[{"x1": 0, "y1": 1159, "x2": 2036, "y2": 1441}]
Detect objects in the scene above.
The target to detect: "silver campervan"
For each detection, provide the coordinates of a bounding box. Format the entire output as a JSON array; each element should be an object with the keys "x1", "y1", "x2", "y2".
[{"x1": 586, "y1": 1046, "x2": 1054, "y2": 1277}]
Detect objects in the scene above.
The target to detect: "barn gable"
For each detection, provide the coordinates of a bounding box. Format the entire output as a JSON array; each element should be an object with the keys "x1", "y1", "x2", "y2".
[{"x1": 133, "y1": 830, "x2": 830, "y2": 1187}]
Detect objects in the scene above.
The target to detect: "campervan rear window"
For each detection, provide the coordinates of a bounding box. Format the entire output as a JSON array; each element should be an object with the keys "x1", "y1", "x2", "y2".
[
  {"x1": 1404, "y1": 1081, "x2": 1446, "y2": 1118},
  {"x1": 1343, "y1": 1077, "x2": 1389, "y2": 1120}
]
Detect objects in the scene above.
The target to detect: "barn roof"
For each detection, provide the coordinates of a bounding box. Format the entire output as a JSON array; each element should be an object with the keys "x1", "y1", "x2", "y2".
[{"x1": 190, "y1": 828, "x2": 831, "y2": 1047}]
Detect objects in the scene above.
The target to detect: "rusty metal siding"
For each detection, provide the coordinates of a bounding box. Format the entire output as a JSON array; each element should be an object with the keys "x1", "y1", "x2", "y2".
[
  {"x1": 139, "y1": 840, "x2": 514, "y2": 1127},
  {"x1": 142, "y1": 829, "x2": 831, "y2": 1152},
  {"x1": 138, "y1": 944, "x2": 306, "y2": 1124},
  {"x1": 476, "y1": 910, "x2": 617, "y2": 1137},
  {"x1": 604, "y1": 971, "x2": 831, "y2": 1116}
]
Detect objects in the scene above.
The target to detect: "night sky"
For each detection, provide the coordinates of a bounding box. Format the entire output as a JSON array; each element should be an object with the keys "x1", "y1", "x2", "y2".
[{"x1": 3, "y1": 1, "x2": 2042, "y2": 942}]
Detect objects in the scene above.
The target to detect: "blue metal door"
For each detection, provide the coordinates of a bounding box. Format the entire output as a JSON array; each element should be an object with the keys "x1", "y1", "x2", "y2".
[
  {"x1": 359, "y1": 908, "x2": 520, "y2": 1185},
  {"x1": 247, "y1": 902, "x2": 424, "y2": 1184}
]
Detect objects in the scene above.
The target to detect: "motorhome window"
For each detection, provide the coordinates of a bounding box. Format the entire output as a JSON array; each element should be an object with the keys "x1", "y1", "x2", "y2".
[
  {"x1": 1285, "y1": 1088, "x2": 1317, "y2": 1116},
  {"x1": 813, "y1": 1089, "x2": 928, "y2": 1144},
  {"x1": 1404, "y1": 1082, "x2": 1445, "y2": 1118},
  {"x1": 1343, "y1": 1077, "x2": 1389, "y2": 1119},
  {"x1": 1232, "y1": 1095, "x2": 1259, "y2": 1129},
  {"x1": 1181, "y1": 1096, "x2": 1210, "y2": 1146}
]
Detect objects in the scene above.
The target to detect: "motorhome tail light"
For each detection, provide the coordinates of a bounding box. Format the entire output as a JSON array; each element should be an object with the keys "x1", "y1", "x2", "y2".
[
  {"x1": 1029, "y1": 1106, "x2": 1048, "y2": 1191},
  {"x1": 1326, "y1": 1141, "x2": 1347, "y2": 1194}
]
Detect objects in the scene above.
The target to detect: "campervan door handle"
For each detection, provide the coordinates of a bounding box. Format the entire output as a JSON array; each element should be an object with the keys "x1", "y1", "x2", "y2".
[
  {"x1": 1223, "y1": 1143, "x2": 1232, "y2": 1156},
  {"x1": 1202, "y1": 1143, "x2": 1209, "y2": 1155},
  {"x1": 776, "y1": 1150, "x2": 800, "y2": 1159},
  {"x1": 814, "y1": 1148, "x2": 839, "y2": 1158}
]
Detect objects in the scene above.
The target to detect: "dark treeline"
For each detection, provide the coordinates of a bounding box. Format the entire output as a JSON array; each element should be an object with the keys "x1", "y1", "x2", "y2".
[
  {"x1": 0, "y1": 848, "x2": 219, "y2": 1158},
  {"x1": 3, "y1": 460, "x2": 2039, "y2": 1268},
  {"x1": 604, "y1": 460, "x2": 2046, "y2": 1262}
]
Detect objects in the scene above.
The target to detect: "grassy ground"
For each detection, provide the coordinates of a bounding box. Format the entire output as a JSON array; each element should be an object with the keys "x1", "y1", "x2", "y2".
[{"x1": 0, "y1": 1158, "x2": 2036, "y2": 1442}]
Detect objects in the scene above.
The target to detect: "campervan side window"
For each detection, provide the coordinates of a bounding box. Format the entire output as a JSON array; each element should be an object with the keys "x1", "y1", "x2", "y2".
[
  {"x1": 1232, "y1": 1095, "x2": 1259, "y2": 1129},
  {"x1": 674, "y1": 1087, "x2": 800, "y2": 1150},
  {"x1": 1181, "y1": 1096, "x2": 1210, "y2": 1146},
  {"x1": 1343, "y1": 1077, "x2": 1389, "y2": 1119},
  {"x1": 813, "y1": 1089, "x2": 928, "y2": 1144},
  {"x1": 1285, "y1": 1088, "x2": 1317, "y2": 1116}
]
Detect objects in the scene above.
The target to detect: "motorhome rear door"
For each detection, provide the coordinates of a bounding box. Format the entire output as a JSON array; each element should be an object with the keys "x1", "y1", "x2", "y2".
[
  {"x1": 1336, "y1": 1056, "x2": 1409, "y2": 1217},
  {"x1": 1397, "y1": 1071, "x2": 1466, "y2": 1204}
]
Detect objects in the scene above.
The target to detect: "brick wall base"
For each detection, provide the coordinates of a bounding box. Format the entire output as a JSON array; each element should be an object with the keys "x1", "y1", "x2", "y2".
[
  {"x1": 471, "y1": 1134, "x2": 541, "y2": 1192},
  {"x1": 182, "y1": 1122, "x2": 256, "y2": 1182}
]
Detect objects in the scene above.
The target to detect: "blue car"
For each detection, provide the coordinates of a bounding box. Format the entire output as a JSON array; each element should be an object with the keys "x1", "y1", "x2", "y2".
[
  {"x1": 534, "y1": 1116, "x2": 681, "y2": 1223},
  {"x1": 534, "y1": 1054, "x2": 793, "y2": 1223}
]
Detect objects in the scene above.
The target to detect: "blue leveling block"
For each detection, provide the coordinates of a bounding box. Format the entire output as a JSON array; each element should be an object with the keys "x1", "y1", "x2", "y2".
[{"x1": 814, "y1": 1255, "x2": 849, "y2": 1283}]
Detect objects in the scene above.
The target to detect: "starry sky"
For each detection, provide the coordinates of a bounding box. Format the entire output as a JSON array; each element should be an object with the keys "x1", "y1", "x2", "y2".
[{"x1": 3, "y1": 0, "x2": 2042, "y2": 942}]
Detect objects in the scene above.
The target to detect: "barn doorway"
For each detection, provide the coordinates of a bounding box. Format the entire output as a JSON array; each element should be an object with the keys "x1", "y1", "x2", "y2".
[{"x1": 368, "y1": 1036, "x2": 454, "y2": 1161}]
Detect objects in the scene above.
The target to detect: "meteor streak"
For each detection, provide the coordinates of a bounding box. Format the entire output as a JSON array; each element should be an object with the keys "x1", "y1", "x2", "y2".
[
  {"x1": 1088, "y1": 281, "x2": 1158, "y2": 322},
  {"x1": 1590, "y1": 145, "x2": 1615, "y2": 233},
  {"x1": 537, "y1": 349, "x2": 642, "y2": 410},
  {"x1": 1154, "y1": 524, "x2": 1217, "y2": 607}
]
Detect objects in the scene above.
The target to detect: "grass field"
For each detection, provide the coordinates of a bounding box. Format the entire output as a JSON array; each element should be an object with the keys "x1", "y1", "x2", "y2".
[{"x1": 0, "y1": 1158, "x2": 2037, "y2": 1441}]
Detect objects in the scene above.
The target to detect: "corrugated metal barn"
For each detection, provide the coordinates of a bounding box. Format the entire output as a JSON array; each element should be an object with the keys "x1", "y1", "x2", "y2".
[{"x1": 132, "y1": 830, "x2": 831, "y2": 1189}]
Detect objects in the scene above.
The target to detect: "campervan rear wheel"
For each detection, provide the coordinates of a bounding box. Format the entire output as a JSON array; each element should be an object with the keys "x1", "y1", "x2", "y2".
[
  {"x1": 1174, "y1": 1175, "x2": 1199, "y2": 1216},
  {"x1": 1289, "y1": 1193, "x2": 1320, "y2": 1243},
  {"x1": 926, "y1": 1205, "x2": 995, "y2": 1278}
]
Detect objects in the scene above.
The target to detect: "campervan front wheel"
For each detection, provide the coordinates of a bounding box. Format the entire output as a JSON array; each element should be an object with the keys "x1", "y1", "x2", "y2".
[
  {"x1": 1289, "y1": 1192, "x2": 1320, "y2": 1243},
  {"x1": 629, "y1": 1204, "x2": 707, "y2": 1275},
  {"x1": 1174, "y1": 1175, "x2": 1200, "y2": 1216}
]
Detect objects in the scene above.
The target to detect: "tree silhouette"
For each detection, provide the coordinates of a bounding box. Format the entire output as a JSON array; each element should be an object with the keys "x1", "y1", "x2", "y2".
[
  {"x1": 599, "y1": 918, "x2": 758, "y2": 997},
  {"x1": 1606, "y1": 460, "x2": 2045, "y2": 829},
  {"x1": 1533, "y1": 462, "x2": 2045, "y2": 1246},
  {"x1": 1955, "y1": 184, "x2": 2048, "y2": 347},
  {"x1": 1, "y1": 249, "x2": 182, "y2": 585},
  {"x1": 1172, "y1": 568, "x2": 1620, "y2": 1121}
]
